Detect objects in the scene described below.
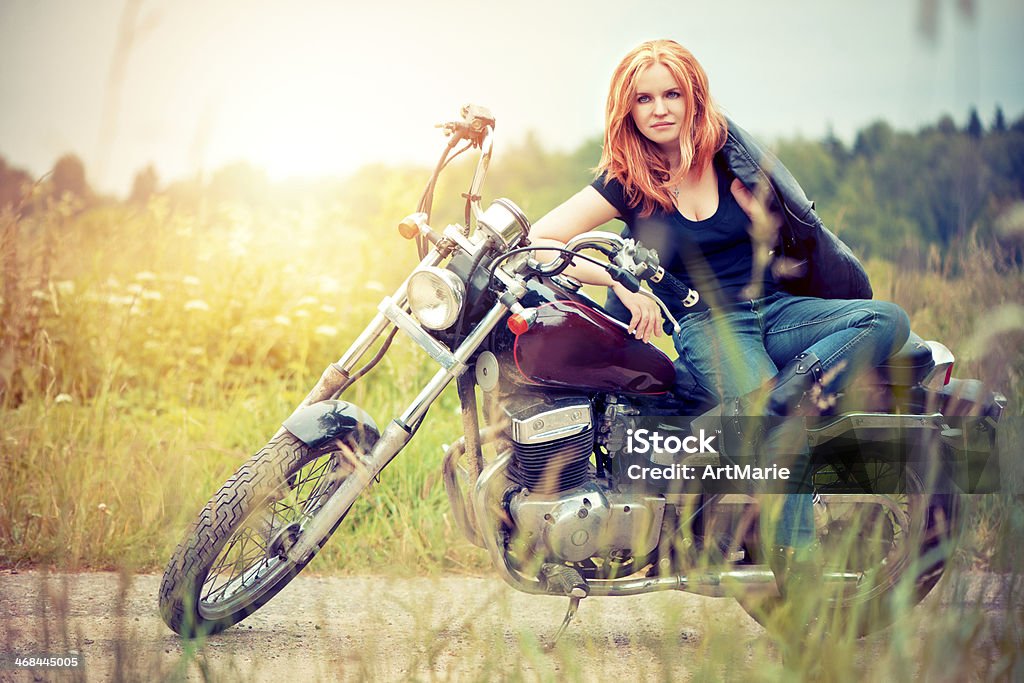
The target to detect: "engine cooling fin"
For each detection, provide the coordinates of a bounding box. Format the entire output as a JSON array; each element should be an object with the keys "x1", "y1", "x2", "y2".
[{"x1": 508, "y1": 427, "x2": 594, "y2": 494}]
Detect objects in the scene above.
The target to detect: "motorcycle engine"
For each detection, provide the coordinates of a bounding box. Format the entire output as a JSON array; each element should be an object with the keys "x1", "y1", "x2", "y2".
[
  {"x1": 501, "y1": 393, "x2": 664, "y2": 563},
  {"x1": 503, "y1": 394, "x2": 594, "y2": 495}
]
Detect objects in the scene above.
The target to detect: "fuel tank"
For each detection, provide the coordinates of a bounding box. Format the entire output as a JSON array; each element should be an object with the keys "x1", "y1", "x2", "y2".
[{"x1": 489, "y1": 277, "x2": 675, "y2": 395}]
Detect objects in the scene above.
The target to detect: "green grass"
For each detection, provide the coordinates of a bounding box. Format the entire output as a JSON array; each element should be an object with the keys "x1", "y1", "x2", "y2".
[
  {"x1": 1, "y1": 199, "x2": 1021, "y2": 578},
  {"x1": 2, "y1": 199, "x2": 1022, "y2": 681}
]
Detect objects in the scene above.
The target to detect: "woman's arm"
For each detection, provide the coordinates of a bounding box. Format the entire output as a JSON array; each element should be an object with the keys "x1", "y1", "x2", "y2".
[
  {"x1": 529, "y1": 186, "x2": 620, "y2": 286},
  {"x1": 528, "y1": 186, "x2": 663, "y2": 342}
]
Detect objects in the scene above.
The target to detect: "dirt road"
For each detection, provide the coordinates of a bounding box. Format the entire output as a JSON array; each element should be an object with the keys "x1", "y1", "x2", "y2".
[{"x1": 0, "y1": 570, "x2": 1019, "y2": 682}]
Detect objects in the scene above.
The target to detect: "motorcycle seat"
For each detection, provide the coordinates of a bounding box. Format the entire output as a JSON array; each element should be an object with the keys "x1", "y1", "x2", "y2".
[{"x1": 874, "y1": 332, "x2": 935, "y2": 386}]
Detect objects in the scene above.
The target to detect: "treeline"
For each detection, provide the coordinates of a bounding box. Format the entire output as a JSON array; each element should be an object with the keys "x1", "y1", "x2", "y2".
[
  {"x1": 773, "y1": 108, "x2": 1024, "y2": 257},
  {"x1": 2, "y1": 107, "x2": 1022, "y2": 258}
]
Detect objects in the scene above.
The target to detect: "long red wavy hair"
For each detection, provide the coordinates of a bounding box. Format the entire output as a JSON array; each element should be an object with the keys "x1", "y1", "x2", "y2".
[{"x1": 597, "y1": 40, "x2": 728, "y2": 217}]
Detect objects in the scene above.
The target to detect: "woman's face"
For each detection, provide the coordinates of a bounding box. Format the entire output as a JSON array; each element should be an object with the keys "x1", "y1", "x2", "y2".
[{"x1": 629, "y1": 62, "x2": 685, "y2": 151}]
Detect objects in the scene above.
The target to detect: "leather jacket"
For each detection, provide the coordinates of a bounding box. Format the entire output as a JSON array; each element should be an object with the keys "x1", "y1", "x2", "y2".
[
  {"x1": 603, "y1": 117, "x2": 873, "y2": 325},
  {"x1": 721, "y1": 117, "x2": 873, "y2": 300}
]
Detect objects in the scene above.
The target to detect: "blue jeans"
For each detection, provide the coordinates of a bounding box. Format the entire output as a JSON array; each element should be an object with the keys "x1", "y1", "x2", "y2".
[{"x1": 672, "y1": 291, "x2": 911, "y2": 546}]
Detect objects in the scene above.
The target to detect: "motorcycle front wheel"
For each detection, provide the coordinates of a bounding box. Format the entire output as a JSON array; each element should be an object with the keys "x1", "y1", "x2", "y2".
[
  {"x1": 159, "y1": 432, "x2": 367, "y2": 637},
  {"x1": 739, "y1": 457, "x2": 960, "y2": 637}
]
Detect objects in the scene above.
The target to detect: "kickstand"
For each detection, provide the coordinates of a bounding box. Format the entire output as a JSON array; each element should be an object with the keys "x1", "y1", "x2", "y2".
[{"x1": 543, "y1": 596, "x2": 581, "y2": 651}]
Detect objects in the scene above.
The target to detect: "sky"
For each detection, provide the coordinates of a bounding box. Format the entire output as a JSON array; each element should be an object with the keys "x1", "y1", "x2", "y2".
[{"x1": 1, "y1": 0, "x2": 1022, "y2": 195}]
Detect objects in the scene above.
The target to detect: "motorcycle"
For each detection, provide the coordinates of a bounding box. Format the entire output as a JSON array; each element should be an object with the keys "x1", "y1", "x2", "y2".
[{"x1": 159, "y1": 105, "x2": 1005, "y2": 641}]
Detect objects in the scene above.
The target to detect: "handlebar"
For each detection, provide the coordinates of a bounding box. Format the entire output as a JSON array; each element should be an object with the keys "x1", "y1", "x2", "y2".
[{"x1": 651, "y1": 269, "x2": 701, "y2": 310}]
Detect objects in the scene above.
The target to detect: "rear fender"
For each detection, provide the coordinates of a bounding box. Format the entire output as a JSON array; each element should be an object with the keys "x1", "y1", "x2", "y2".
[{"x1": 283, "y1": 400, "x2": 380, "y2": 450}]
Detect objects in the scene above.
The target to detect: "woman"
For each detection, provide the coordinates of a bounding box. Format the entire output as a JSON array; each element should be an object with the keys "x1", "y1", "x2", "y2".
[{"x1": 529, "y1": 39, "x2": 910, "y2": 594}]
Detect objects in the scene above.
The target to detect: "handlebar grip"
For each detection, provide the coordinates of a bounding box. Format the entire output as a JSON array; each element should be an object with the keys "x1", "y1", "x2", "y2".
[{"x1": 659, "y1": 271, "x2": 701, "y2": 309}]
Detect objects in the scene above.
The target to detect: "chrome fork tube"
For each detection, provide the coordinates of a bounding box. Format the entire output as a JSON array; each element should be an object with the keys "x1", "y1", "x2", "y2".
[
  {"x1": 282, "y1": 247, "x2": 448, "y2": 424},
  {"x1": 287, "y1": 418, "x2": 413, "y2": 563},
  {"x1": 291, "y1": 299, "x2": 509, "y2": 560},
  {"x1": 397, "y1": 301, "x2": 509, "y2": 429},
  {"x1": 335, "y1": 248, "x2": 446, "y2": 375}
]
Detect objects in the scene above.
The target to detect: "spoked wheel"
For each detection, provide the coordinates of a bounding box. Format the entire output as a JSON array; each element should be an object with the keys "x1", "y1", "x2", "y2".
[
  {"x1": 740, "y1": 457, "x2": 960, "y2": 637},
  {"x1": 159, "y1": 432, "x2": 373, "y2": 637}
]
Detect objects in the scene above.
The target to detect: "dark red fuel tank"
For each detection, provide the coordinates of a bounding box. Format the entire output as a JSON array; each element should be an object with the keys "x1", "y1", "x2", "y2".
[{"x1": 499, "y1": 287, "x2": 676, "y2": 395}]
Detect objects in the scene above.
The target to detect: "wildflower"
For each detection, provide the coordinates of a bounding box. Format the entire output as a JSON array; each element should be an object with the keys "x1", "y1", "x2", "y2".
[
  {"x1": 274, "y1": 315, "x2": 292, "y2": 326},
  {"x1": 55, "y1": 393, "x2": 73, "y2": 404},
  {"x1": 187, "y1": 346, "x2": 205, "y2": 357},
  {"x1": 183, "y1": 275, "x2": 201, "y2": 287},
  {"x1": 315, "y1": 325, "x2": 338, "y2": 337},
  {"x1": 126, "y1": 283, "x2": 143, "y2": 295},
  {"x1": 56, "y1": 281, "x2": 76, "y2": 296},
  {"x1": 365, "y1": 280, "x2": 386, "y2": 293},
  {"x1": 321, "y1": 304, "x2": 337, "y2": 314},
  {"x1": 107, "y1": 295, "x2": 135, "y2": 307},
  {"x1": 105, "y1": 276, "x2": 121, "y2": 288},
  {"x1": 184, "y1": 299, "x2": 210, "y2": 312},
  {"x1": 297, "y1": 295, "x2": 319, "y2": 307},
  {"x1": 135, "y1": 271, "x2": 157, "y2": 282},
  {"x1": 97, "y1": 503, "x2": 112, "y2": 515},
  {"x1": 141, "y1": 290, "x2": 162, "y2": 301},
  {"x1": 31, "y1": 289, "x2": 48, "y2": 301},
  {"x1": 317, "y1": 275, "x2": 342, "y2": 294},
  {"x1": 294, "y1": 309, "x2": 311, "y2": 319}
]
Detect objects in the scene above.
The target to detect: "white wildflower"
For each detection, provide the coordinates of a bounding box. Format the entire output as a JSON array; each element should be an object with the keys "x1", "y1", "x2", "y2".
[
  {"x1": 134, "y1": 271, "x2": 157, "y2": 282},
  {"x1": 104, "y1": 276, "x2": 121, "y2": 289},
  {"x1": 365, "y1": 280, "x2": 386, "y2": 293},
  {"x1": 314, "y1": 325, "x2": 338, "y2": 337},
  {"x1": 31, "y1": 289, "x2": 48, "y2": 301},
  {"x1": 107, "y1": 295, "x2": 135, "y2": 307},
  {"x1": 126, "y1": 283, "x2": 143, "y2": 294},
  {"x1": 97, "y1": 503, "x2": 111, "y2": 515},
  {"x1": 294, "y1": 309, "x2": 311, "y2": 319},
  {"x1": 320, "y1": 304, "x2": 337, "y2": 314},
  {"x1": 297, "y1": 295, "x2": 319, "y2": 307},
  {"x1": 56, "y1": 280, "x2": 76, "y2": 296},
  {"x1": 54, "y1": 393, "x2": 73, "y2": 404},
  {"x1": 182, "y1": 275, "x2": 201, "y2": 287},
  {"x1": 274, "y1": 315, "x2": 292, "y2": 326},
  {"x1": 317, "y1": 275, "x2": 342, "y2": 294},
  {"x1": 141, "y1": 290, "x2": 162, "y2": 301},
  {"x1": 184, "y1": 299, "x2": 210, "y2": 312}
]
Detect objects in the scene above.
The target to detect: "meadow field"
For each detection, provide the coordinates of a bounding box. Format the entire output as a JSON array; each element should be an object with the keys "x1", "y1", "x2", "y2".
[{"x1": 1, "y1": 163, "x2": 1023, "y2": 681}]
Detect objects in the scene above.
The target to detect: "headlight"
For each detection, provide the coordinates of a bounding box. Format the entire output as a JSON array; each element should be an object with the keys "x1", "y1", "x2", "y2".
[{"x1": 407, "y1": 267, "x2": 466, "y2": 330}]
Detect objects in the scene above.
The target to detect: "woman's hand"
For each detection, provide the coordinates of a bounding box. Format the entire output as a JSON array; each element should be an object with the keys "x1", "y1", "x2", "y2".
[{"x1": 612, "y1": 282, "x2": 663, "y2": 343}]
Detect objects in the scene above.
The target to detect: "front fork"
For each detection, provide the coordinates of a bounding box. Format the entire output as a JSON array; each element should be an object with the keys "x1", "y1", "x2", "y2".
[{"x1": 282, "y1": 257, "x2": 512, "y2": 562}]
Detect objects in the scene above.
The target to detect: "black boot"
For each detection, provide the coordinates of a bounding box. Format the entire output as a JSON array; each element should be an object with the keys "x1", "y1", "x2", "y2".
[{"x1": 767, "y1": 352, "x2": 825, "y2": 417}]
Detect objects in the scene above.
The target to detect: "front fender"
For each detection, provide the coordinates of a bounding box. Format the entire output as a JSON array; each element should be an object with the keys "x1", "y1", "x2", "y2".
[{"x1": 283, "y1": 400, "x2": 380, "y2": 450}]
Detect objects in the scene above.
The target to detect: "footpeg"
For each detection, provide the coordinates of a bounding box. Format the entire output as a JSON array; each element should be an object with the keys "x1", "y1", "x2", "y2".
[
  {"x1": 540, "y1": 563, "x2": 589, "y2": 599},
  {"x1": 539, "y1": 564, "x2": 588, "y2": 649}
]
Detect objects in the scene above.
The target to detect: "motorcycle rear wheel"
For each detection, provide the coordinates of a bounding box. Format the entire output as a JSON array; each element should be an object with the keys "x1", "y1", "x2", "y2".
[
  {"x1": 159, "y1": 432, "x2": 364, "y2": 637},
  {"x1": 739, "y1": 459, "x2": 960, "y2": 638}
]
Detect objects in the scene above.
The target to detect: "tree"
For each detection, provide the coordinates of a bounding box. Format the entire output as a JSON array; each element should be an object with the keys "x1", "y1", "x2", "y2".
[
  {"x1": 966, "y1": 107, "x2": 983, "y2": 138},
  {"x1": 129, "y1": 164, "x2": 159, "y2": 204},
  {"x1": 992, "y1": 106, "x2": 1007, "y2": 132},
  {"x1": 853, "y1": 120, "x2": 894, "y2": 159},
  {"x1": 51, "y1": 153, "x2": 91, "y2": 203},
  {"x1": 936, "y1": 115, "x2": 958, "y2": 135},
  {"x1": 0, "y1": 156, "x2": 33, "y2": 209}
]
